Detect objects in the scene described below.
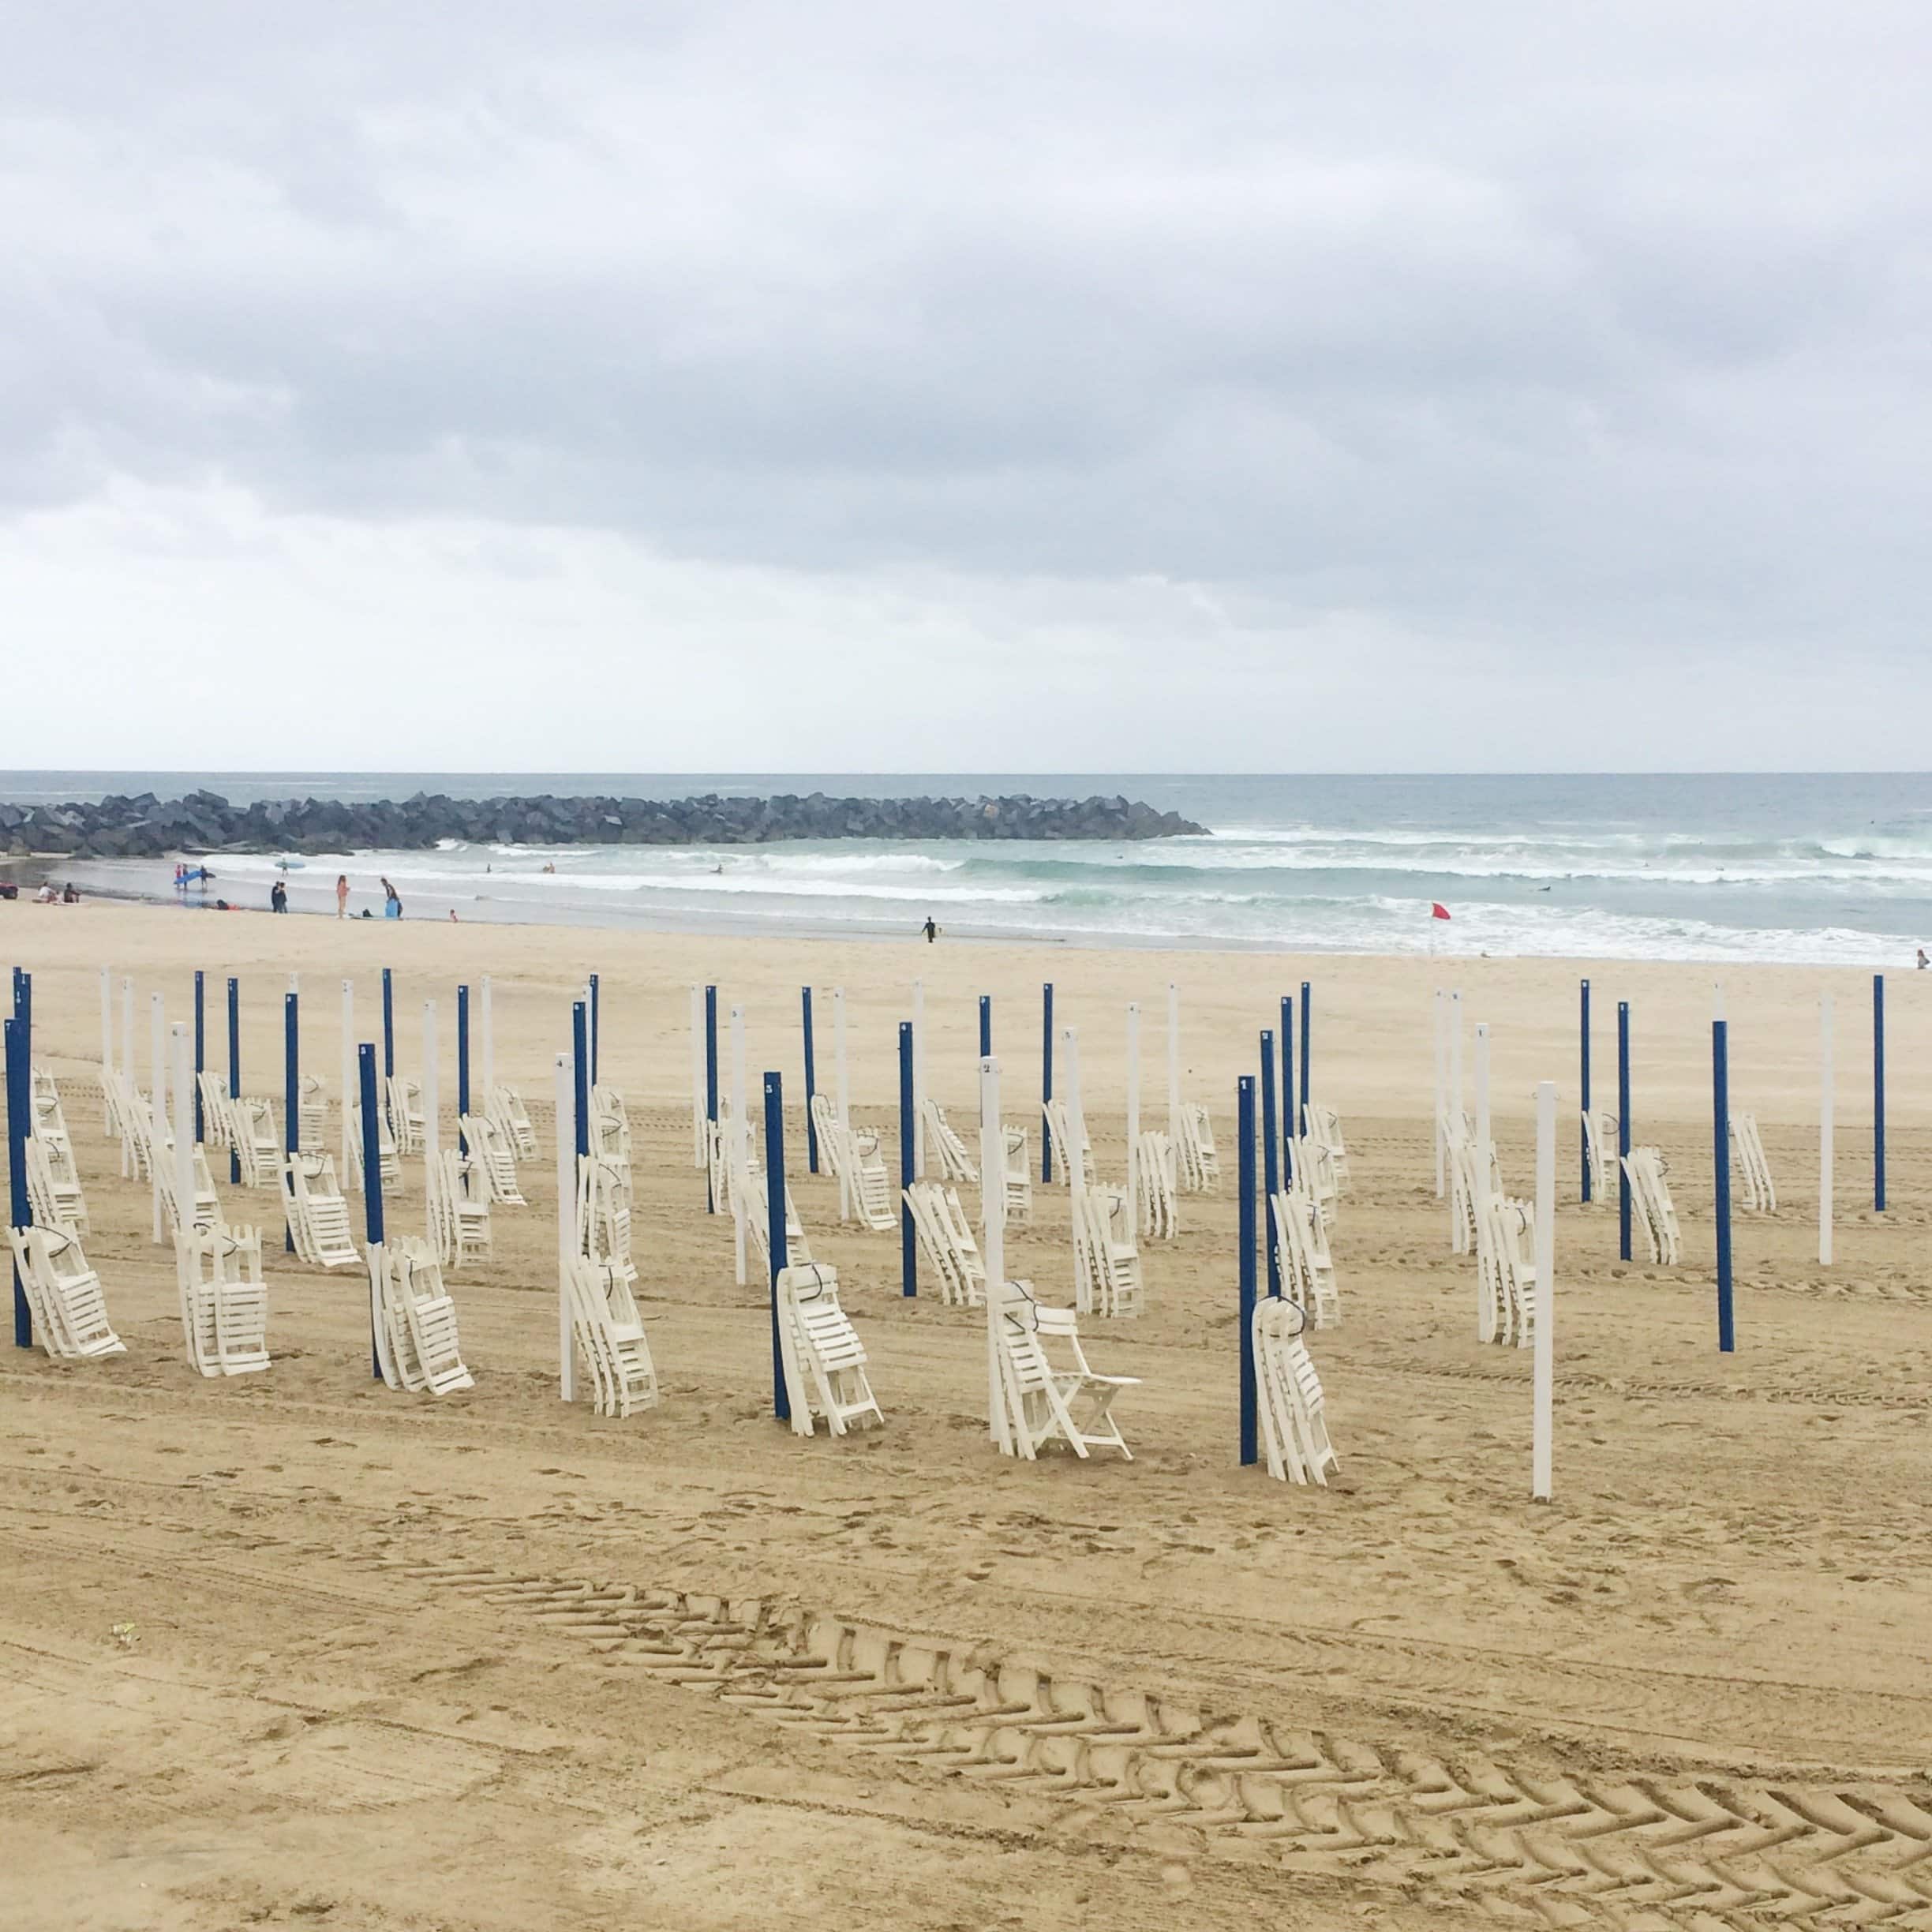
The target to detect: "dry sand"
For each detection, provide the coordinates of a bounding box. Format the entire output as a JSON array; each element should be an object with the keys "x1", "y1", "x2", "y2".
[{"x1": 5, "y1": 905, "x2": 1931, "y2": 1932}]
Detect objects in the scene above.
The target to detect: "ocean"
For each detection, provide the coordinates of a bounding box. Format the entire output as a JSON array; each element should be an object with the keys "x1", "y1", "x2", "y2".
[{"x1": 8, "y1": 772, "x2": 1930, "y2": 966}]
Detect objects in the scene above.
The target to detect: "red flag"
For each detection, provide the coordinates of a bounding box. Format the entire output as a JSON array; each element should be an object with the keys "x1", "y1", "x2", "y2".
[{"x1": 1431, "y1": 903, "x2": 1451, "y2": 921}]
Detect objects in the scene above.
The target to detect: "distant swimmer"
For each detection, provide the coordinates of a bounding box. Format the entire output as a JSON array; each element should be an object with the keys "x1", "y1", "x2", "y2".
[{"x1": 922, "y1": 916, "x2": 939, "y2": 944}]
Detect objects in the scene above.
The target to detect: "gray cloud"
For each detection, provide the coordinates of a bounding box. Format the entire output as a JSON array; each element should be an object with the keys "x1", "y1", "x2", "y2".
[{"x1": 4, "y1": 2, "x2": 1931, "y2": 764}]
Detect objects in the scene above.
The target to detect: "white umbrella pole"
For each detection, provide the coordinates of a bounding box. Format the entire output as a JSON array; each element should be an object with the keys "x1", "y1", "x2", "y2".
[
  {"x1": 171, "y1": 1024, "x2": 192, "y2": 1243},
  {"x1": 912, "y1": 979, "x2": 927, "y2": 1179},
  {"x1": 1532, "y1": 1078, "x2": 1556, "y2": 1500},
  {"x1": 1819, "y1": 994, "x2": 1834, "y2": 1267},
  {"x1": 341, "y1": 980, "x2": 354, "y2": 1185},
  {"x1": 150, "y1": 993, "x2": 167, "y2": 1242},
  {"x1": 979, "y1": 1054, "x2": 1009, "y2": 1453},
  {"x1": 556, "y1": 1050, "x2": 575, "y2": 1402},
  {"x1": 731, "y1": 1004, "x2": 748, "y2": 1286}
]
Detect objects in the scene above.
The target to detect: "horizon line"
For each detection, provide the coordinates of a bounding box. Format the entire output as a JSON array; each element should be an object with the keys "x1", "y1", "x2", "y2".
[{"x1": 5, "y1": 769, "x2": 1930, "y2": 783}]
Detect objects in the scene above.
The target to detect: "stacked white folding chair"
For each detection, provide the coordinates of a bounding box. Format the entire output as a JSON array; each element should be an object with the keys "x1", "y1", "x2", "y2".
[
  {"x1": 747, "y1": 1172, "x2": 813, "y2": 1271},
  {"x1": 1271, "y1": 1188, "x2": 1339, "y2": 1329},
  {"x1": 1731, "y1": 1112, "x2": 1777, "y2": 1214},
  {"x1": 231, "y1": 1096, "x2": 283, "y2": 1189},
  {"x1": 121, "y1": 1091, "x2": 157, "y2": 1182},
  {"x1": 567, "y1": 1252, "x2": 659, "y2": 1418},
  {"x1": 590, "y1": 1086, "x2": 631, "y2": 1163},
  {"x1": 282, "y1": 1152, "x2": 361, "y2": 1269},
  {"x1": 1074, "y1": 1186, "x2": 1144, "y2": 1317},
  {"x1": 705, "y1": 1106, "x2": 733, "y2": 1219},
  {"x1": 348, "y1": 1100, "x2": 402, "y2": 1193},
  {"x1": 905, "y1": 1178, "x2": 986, "y2": 1307},
  {"x1": 577, "y1": 1153, "x2": 638, "y2": 1287},
  {"x1": 844, "y1": 1125, "x2": 900, "y2": 1232},
  {"x1": 1289, "y1": 1135, "x2": 1340, "y2": 1230},
  {"x1": 385, "y1": 1075, "x2": 426, "y2": 1157},
  {"x1": 31, "y1": 1073, "x2": 77, "y2": 1212},
  {"x1": 1178, "y1": 1103, "x2": 1221, "y2": 1193},
  {"x1": 489, "y1": 1083, "x2": 538, "y2": 1162},
  {"x1": 922, "y1": 1100, "x2": 979, "y2": 1184},
  {"x1": 1043, "y1": 1098, "x2": 1092, "y2": 1189},
  {"x1": 1135, "y1": 1130, "x2": 1178, "y2": 1240},
  {"x1": 7, "y1": 1225, "x2": 125, "y2": 1360},
  {"x1": 1622, "y1": 1147, "x2": 1683, "y2": 1265},
  {"x1": 298, "y1": 1074, "x2": 329, "y2": 1151},
  {"x1": 100, "y1": 1065, "x2": 133, "y2": 1169},
  {"x1": 1443, "y1": 1116, "x2": 1481, "y2": 1255},
  {"x1": 1581, "y1": 1110, "x2": 1615, "y2": 1204},
  {"x1": 809, "y1": 1094, "x2": 848, "y2": 1200},
  {"x1": 197, "y1": 1073, "x2": 236, "y2": 1155},
  {"x1": 32, "y1": 1072, "x2": 73, "y2": 1160},
  {"x1": 425, "y1": 1151, "x2": 455, "y2": 1264},
  {"x1": 24, "y1": 1135, "x2": 88, "y2": 1237},
  {"x1": 776, "y1": 1264, "x2": 883, "y2": 1438},
  {"x1": 1477, "y1": 1195, "x2": 1537, "y2": 1348},
  {"x1": 1473, "y1": 1186, "x2": 1511, "y2": 1343},
  {"x1": 34, "y1": 1110, "x2": 88, "y2": 1223},
  {"x1": 1000, "y1": 1125, "x2": 1033, "y2": 1229},
  {"x1": 176, "y1": 1223, "x2": 270, "y2": 1376},
  {"x1": 992, "y1": 1280, "x2": 1137, "y2": 1460},
  {"x1": 155, "y1": 1136, "x2": 223, "y2": 1237},
  {"x1": 1303, "y1": 1102, "x2": 1351, "y2": 1193},
  {"x1": 428, "y1": 1148, "x2": 492, "y2": 1269},
  {"x1": 373, "y1": 1237, "x2": 474, "y2": 1395},
  {"x1": 460, "y1": 1112, "x2": 526, "y2": 1207},
  {"x1": 1252, "y1": 1296, "x2": 1338, "y2": 1485}
]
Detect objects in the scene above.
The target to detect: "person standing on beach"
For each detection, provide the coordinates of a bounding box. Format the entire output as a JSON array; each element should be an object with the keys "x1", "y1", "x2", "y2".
[
  {"x1": 270, "y1": 878, "x2": 288, "y2": 914},
  {"x1": 382, "y1": 877, "x2": 403, "y2": 919},
  {"x1": 336, "y1": 874, "x2": 350, "y2": 919},
  {"x1": 922, "y1": 915, "x2": 938, "y2": 943}
]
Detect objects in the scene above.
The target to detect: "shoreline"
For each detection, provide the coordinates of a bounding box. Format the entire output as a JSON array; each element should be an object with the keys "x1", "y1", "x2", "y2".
[
  {"x1": 9, "y1": 874, "x2": 1928, "y2": 1013},
  {"x1": 22, "y1": 854, "x2": 1924, "y2": 973},
  {"x1": 19, "y1": 856, "x2": 1929, "y2": 970}
]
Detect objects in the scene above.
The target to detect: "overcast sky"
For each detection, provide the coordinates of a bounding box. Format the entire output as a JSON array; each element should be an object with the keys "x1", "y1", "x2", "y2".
[{"x1": 5, "y1": 3, "x2": 1929, "y2": 773}]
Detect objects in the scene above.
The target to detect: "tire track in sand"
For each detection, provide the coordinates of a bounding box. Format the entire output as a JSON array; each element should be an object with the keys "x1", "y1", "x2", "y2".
[{"x1": 375, "y1": 1555, "x2": 1932, "y2": 1930}]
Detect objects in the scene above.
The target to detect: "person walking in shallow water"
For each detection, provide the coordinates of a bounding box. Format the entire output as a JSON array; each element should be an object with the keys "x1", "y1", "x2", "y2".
[
  {"x1": 335, "y1": 874, "x2": 350, "y2": 919},
  {"x1": 922, "y1": 915, "x2": 939, "y2": 944}
]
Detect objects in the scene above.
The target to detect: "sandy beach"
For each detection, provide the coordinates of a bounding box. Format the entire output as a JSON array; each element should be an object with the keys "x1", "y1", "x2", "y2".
[{"x1": 5, "y1": 903, "x2": 1930, "y2": 1932}]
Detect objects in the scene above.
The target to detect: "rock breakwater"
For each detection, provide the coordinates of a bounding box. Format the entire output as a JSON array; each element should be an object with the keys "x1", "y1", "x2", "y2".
[{"x1": 1, "y1": 790, "x2": 1206, "y2": 857}]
